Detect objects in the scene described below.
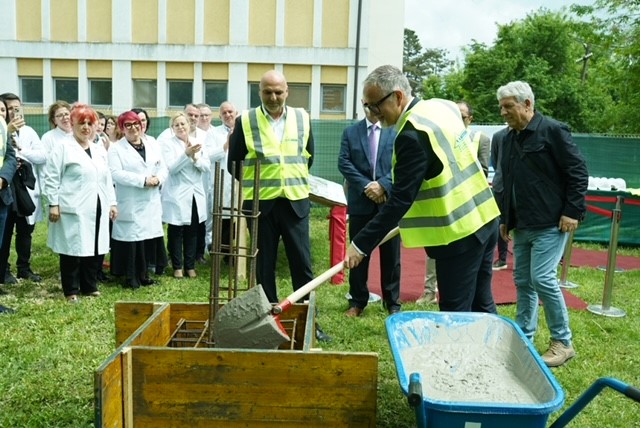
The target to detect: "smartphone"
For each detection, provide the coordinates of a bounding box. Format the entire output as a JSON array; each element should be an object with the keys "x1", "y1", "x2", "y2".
[{"x1": 13, "y1": 106, "x2": 23, "y2": 120}]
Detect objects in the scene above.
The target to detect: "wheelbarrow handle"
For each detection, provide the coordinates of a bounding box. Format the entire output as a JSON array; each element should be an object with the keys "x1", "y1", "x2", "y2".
[
  {"x1": 273, "y1": 226, "x2": 400, "y2": 314},
  {"x1": 550, "y1": 377, "x2": 640, "y2": 428}
]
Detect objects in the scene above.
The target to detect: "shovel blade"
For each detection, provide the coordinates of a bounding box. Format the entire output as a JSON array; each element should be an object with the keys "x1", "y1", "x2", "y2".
[{"x1": 212, "y1": 285, "x2": 290, "y2": 349}]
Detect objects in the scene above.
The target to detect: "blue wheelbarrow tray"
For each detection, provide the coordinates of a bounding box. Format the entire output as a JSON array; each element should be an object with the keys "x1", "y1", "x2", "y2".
[{"x1": 386, "y1": 311, "x2": 565, "y2": 428}]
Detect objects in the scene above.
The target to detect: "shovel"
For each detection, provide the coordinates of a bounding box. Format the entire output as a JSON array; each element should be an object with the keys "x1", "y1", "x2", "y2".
[{"x1": 212, "y1": 226, "x2": 400, "y2": 349}]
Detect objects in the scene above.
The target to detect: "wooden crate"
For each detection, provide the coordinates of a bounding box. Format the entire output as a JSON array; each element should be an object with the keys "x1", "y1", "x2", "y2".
[{"x1": 95, "y1": 296, "x2": 378, "y2": 427}]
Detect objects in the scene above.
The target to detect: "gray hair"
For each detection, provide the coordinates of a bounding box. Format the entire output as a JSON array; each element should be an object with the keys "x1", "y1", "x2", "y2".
[
  {"x1": 496, "y1": 81, "x2": 535, "y2": 107},
  {"x1": 363, "y1": 65, "x2": 412, "y2": 98}
]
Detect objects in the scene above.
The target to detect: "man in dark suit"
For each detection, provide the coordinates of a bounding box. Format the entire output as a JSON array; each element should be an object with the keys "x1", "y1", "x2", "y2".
[
  {"x1": 345, "y1": 65, "x2": 500, "y2": 314},
  {"x1": 0, "y1": 115, "x2": 18, "y2": 313},
  {"x1": 228, "y1": 69, "x2": 330, "y2": 341},
  {"x1": 338, "y1": 106, "x2": 401, "y2": 316}
]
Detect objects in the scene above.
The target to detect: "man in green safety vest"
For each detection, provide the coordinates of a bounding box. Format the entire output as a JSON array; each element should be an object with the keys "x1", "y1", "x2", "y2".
[
  {"x1": 228, "y1": 69, "x2": 330, "y2": 342},
  {"x1": 345, "y1": 65, "x2": 500, "y2": 314}
]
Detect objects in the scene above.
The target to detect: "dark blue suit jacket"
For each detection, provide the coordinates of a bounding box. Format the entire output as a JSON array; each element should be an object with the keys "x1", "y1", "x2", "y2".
[{"x1": 338, "y1": 120, "x2": 396, "y2": 216}]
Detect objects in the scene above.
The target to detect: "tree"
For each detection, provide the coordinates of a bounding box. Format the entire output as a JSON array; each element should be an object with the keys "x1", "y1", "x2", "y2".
[
  {"x1": 403, "y1": 29, "x2": 453, "y2": 97},
  {"x1": 456, "y1": 9, "x2": 616, "y2": 132},
  {"x1": 573, "y1": 0, "x2": 640, "y2": 133}
]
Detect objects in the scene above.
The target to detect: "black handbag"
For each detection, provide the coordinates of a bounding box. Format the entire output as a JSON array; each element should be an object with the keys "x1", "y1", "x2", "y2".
[{"x1": 12, "y1": 160, "x2": 36, "y2": 217}]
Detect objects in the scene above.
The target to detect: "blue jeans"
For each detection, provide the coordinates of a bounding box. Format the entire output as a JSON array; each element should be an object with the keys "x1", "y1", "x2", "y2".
[{"x1": 513, "y1": 227, "x2": 571, "y2": 346}]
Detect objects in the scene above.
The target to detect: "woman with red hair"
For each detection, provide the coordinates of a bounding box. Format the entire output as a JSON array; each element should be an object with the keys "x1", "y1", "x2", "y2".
[
  {"x1": 43, "y1": 103, "x2": 117, "y2": 303},
  {"x1": 108, "y1": 111, "x2": 167, "y2": 288}
]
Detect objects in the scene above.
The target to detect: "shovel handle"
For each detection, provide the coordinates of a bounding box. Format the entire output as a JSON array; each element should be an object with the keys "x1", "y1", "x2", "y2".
[{"x1": 273, "y1": 226, "x2": 400, "y2": 314}]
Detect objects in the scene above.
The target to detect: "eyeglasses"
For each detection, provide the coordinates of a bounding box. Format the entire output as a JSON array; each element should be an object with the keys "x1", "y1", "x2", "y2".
[
  {"x1": 55, "y1": 112, "x2": 71, "y2": 119},
  {"x1": 363, "y1": 92, "x2": 395, "y2": 115},
  {"x1": 123, "y1": 122, "x2": 141, "y2": 129}
]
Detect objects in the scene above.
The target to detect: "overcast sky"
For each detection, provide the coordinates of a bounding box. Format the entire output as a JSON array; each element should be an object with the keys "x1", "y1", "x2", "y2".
[{"x1": 404, "y1": 0, "x2": 592, "y2": 61}]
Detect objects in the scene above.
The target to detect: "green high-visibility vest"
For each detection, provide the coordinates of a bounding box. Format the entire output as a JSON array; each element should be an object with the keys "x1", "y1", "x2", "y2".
[
  {"x1": 241, "y1": 106, "x2": 311, "y2": 201},
  {"x1": 393, "y1": 99, "x2": 499, "y2": 247}
]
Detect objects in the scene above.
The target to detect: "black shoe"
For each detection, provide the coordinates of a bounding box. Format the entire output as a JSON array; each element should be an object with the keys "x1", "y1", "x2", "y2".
[
  {"x1": 388, "y1": 306, "x2": 401, "y2": 315},
  {"x1": 196, "y1": 257, "x2": 207, "y2": 265},
  {"x1": 384, "y1": 301, "x2": 402, "y2": 315},
  {"x1": 315, "y1": 323, "x2": 332, "y2": 343},
  {"x1": 140, "y1": 278, "x2": 157, "y2": 286},
  {"x1": 17, "y1": 270, "x2": 42, "y2": 282},
  {"x1": 123, "y1": 278, "x2": 140, "y2": 289},
  {"x1": 0, "y1": 304, "x2": 16, "y2": 314},
  {"x1": 97, "y1": 270, "x2": 111, "y2": 282},
  {"x1": 3, "y1": 273, "x2": 17, "y2": 285}
]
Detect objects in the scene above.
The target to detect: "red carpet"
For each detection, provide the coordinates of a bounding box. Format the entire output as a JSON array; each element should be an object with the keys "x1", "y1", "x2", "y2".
[
  {"x1": 570, "y1": 247, "x2": 640, "y2": 271},
  {"x1": 363, "y1": 243, "x2": 637, "y2": 310}
]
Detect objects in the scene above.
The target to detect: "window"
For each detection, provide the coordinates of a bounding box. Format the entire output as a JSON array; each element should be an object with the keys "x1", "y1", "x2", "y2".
[
  {"x1": 90, "y1": 80, "x2": 112, "y2": 107},
  {"x1": 168, "y1": 80, "x2": 193, "y2": 108},
  {"x1": 20, "y1": 77, "x2": 43, "y2": 104},
  {"x1": 287, "y1": 84, "x2": 310, "y2": 111},
  {"x1": 54, "y1": 79, "x2": 78, "y2": 103},
  {"x1": 204, "y1": 81, "x2": 228, "y2": 108},
  {"x1": 249, "y1": 82, "x2": 260, "y2": 108},
  {"x1": 248, "y1": 83, "x2": 311, "y2": 111},
  {"x1": 133, "y1": 80, "x2": 157, "y2": 109},
  {"x1": 321, "y1": 85, "x2": 346, "y2": 113}
]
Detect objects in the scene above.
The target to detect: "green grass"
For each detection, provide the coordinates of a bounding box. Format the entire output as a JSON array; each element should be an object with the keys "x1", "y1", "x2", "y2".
[{"x1": 1, "y1": 207, "x2": 639, "y2": 427}]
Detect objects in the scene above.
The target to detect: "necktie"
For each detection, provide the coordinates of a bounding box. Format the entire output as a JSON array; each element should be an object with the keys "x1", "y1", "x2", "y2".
[{"x1": 369, "y1": 124, "x2": 379, "y2": 175}]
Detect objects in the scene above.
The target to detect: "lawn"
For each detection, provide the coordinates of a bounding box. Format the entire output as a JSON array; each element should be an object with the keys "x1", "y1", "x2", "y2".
[{"x1": 1, "y1": 207, "x2": 639, "y2": 427}]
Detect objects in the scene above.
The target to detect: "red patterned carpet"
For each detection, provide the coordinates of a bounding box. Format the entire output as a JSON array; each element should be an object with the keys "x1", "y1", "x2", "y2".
[{"x1": 363, "y1": 243, "x2": 639, "y2": 310}]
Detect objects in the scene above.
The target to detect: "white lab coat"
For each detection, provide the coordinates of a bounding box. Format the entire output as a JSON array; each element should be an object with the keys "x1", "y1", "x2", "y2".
[
  {"x1": 43, "y1": 137, "x2": 116, "y2": 256},
  {"x1": 14, "y1": 125, "x2": 46, "y2": 224},
  {"x1": 40, "y1": 127, "x2": 72, "y2": 207},
  {"x1": 161, "y1": 135, "x2": 209, "y2": 225},
  {"x1": 108, "y1": 137, "x2": 167, "y2": 242},
  {"x1": 202, "y1": 126, "x2": 231, "y2": 247}
]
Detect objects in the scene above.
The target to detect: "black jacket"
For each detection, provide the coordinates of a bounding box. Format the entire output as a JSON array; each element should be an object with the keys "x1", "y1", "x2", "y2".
[
  {"x1": 0, "y1": 143, "x2": 17, "y2": 207},
  {"x1": 500, "y1": 111, "x2": 588, "y2": 231}
]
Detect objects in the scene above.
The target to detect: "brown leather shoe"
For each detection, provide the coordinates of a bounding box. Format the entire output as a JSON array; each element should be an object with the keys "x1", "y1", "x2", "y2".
[{"x1": 345, "y1": 307, "x2": 363, "y2": 317}]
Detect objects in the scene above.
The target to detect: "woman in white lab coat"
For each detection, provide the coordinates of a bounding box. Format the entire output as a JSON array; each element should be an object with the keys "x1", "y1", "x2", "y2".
[
  {"x1": 132, "y1": 107, "x2": 168, "y2": 274},
  {"x1": 161, "y1": 112, "x2": 209, "y2": 279},
  {"x1": 43, "y1": 104, "x2": 117, "y2": 303},
  {"x1": 108, "y1": 111, "x2": 167, "y2": 288}
]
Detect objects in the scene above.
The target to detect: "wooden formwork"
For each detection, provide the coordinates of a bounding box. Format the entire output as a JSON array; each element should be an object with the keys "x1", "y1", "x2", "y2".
[{"x1": 95, "y1": 297, "x2": 378, "y2": 427}]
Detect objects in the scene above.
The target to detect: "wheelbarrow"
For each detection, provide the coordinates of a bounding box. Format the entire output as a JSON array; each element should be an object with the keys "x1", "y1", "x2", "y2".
[
  {"x1": 386, "y1": 312, "x2": 565, "y2": 428},
  {"x1": 386, "y1": 311, "x2": 640, "y2": 427}
]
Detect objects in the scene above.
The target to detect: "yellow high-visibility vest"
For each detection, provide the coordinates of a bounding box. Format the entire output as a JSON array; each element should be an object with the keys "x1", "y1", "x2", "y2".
[
  {"x1": 394, "y1": 99, "x2": 499, "y2": 247},
  {"x1": 241, "y1": 106, "x2": 311, "y2": 201}
]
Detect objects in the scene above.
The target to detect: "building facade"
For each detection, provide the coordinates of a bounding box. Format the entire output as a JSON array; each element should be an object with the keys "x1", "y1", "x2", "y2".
[{"x1": 0, "y1": 0, "x2": 404, "y2": 119}]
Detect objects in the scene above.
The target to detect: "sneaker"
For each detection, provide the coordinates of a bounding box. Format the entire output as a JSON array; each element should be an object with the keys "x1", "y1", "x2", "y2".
[
  {"x1": 542, "y1": 340, "x2": 576, "y2": 367},
  {"x1": 416, "y1": 291, "x2": 438, "y2": 305},
  {"x1": 492, "y1": 260, "x2": 508, "y2": 271}
]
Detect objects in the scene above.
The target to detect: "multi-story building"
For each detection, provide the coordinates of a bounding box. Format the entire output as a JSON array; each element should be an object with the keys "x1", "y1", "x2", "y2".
[{"x1": 0, "y1": 0, "x2": 404, "y2": 120}]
